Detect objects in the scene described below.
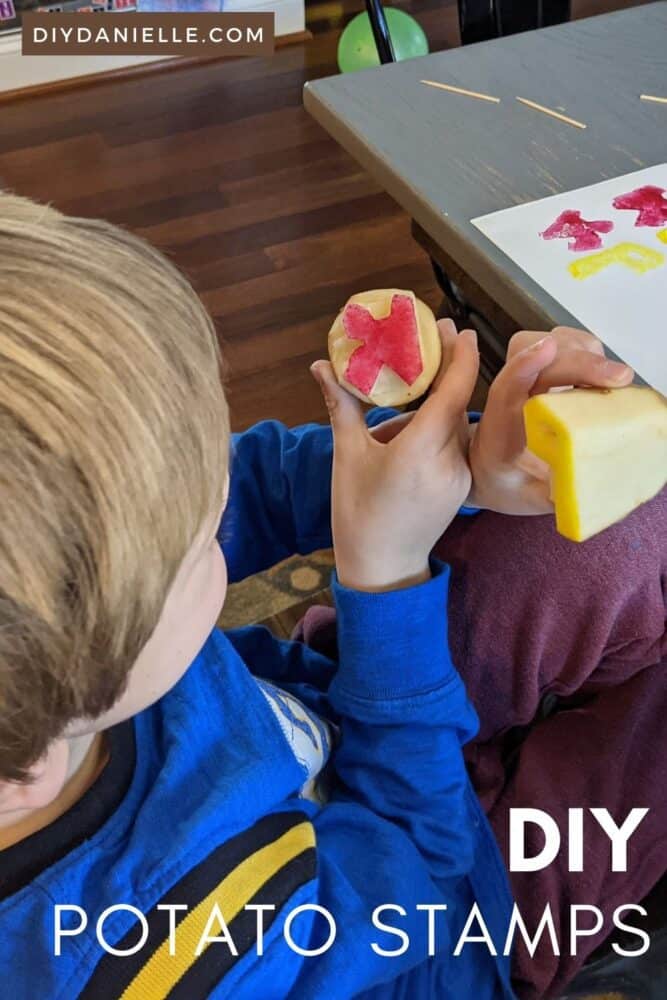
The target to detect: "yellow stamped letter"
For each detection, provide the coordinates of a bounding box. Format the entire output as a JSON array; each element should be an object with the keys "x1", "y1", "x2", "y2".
[{"x1": 569, "y1": 242, "x2": 665, "y2": 280}]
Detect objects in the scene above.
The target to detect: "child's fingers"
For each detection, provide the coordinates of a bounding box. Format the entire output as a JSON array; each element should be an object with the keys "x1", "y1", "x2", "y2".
[
  {"x1": 429, "y1": 318, "x2": 459, "y2": 393},
  {"x1": 550, "y1": 326, "x2": 606, "y2": 356},
  {"x1": 310, "y1": 361, "x2": 367, "y2": 449},
  {"x1": 486, "y1": 337, "x2": 632, "y2": 463},
  {"x1": 484, "y1": 336, "x2": 560, "y2": 461},
  {"x1": 409, "y1": 329, "x2": 479, "y2": 451},
  {"x1": 507, "y1": 326, "x2": 604, "y2": 361},
  {"x1": 529, "y1": 349, "x2": 633, "y2": 395}
]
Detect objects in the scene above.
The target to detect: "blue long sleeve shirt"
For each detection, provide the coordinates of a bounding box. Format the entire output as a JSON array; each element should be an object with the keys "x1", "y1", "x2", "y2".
[
  {"x1": 1, "y1": 416, "x2": 514, "y2": 1000},
  {"x1": 222, "y1": 409, "x2": 480, "y2": 583}
]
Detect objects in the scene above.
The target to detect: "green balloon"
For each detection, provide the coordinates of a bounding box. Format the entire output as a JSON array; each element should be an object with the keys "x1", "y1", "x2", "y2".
[{"x1": 338, "y1": 9, "x2": 429, "y2": 74}]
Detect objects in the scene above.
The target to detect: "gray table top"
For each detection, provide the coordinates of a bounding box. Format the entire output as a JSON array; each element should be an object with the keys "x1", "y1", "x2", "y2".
[{"x1": 304, "y1": 2, "x2": 667, "y2": 334}]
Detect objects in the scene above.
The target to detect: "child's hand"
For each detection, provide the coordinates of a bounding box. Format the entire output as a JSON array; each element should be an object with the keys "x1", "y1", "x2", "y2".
[
  {"x1": 467, "y1": 326, "x2": 634, "y2": 515},
  {"x1": 311, "y1": 325, "x2": 479, "y2": 592}
]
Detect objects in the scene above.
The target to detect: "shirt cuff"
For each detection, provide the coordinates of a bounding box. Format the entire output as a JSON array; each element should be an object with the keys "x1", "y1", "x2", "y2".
[{"x1": 330, "y1": 559, "x2": 455, "y2": 702}]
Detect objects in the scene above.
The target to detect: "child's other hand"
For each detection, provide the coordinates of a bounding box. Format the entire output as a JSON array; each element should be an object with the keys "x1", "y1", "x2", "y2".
[
  {"x1": 468, "y1": 326, "x2": 634, "y2": 515},
  {"x1": 311, "y1": 322, "x2": 479, "y2": 592}
]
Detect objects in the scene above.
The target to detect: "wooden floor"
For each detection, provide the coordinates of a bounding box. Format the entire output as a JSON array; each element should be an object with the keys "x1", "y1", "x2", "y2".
[{"x1": 0, "y1": 0, "x2": 643, "y2": 431}]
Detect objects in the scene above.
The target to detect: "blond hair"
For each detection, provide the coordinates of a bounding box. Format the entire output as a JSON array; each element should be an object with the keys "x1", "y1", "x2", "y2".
[{"x1": 0, "y1": 193, "x2": 229, "y2": 782}]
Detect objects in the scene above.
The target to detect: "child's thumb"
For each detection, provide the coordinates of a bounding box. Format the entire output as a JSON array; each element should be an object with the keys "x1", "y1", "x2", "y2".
[{"x1": 310, "y1": 361, "x2": 366, "y2": 445}]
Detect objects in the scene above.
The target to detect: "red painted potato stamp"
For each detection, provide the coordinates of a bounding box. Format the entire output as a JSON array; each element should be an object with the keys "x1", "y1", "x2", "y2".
[{"x1": 328, "y1": 289, "x2": 442, "y2": 407}]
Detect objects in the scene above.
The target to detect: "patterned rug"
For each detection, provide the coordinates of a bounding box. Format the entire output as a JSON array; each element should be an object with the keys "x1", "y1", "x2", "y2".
[{"x1": 218, "y1": 549, "x2": 335, "y2": 635}]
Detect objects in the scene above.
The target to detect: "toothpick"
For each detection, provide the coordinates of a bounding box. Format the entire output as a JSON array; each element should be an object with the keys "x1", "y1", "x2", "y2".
[
  {"x1": 515, "y1": 97, "x2": 587, "y2": 130},
  {"x1": 640, "y1": 94, "x2": 667, "y2": 105},
  {"x1": 420, "y1": 80, "x2": 501, "y2": 104}
]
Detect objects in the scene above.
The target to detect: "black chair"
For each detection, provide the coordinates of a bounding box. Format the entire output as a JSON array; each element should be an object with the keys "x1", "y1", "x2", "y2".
[
  {"x1": 364, "y1": 0, "x2": 572, "y2": 57},
  {"x1": 458, "y1": 0, "x2": 571, "y2": 45},
  {"x1": 365, "y1": 0, "x2": 395, "y2": 63}
]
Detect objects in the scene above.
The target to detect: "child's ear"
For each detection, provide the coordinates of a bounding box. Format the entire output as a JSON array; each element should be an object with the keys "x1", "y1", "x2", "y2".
[
  {"x1": 0, "y1": 741, "x2": 70, "y2": 817},
  {"x1": 0, "y1": 777, "x2": 40, "y2": 816}
]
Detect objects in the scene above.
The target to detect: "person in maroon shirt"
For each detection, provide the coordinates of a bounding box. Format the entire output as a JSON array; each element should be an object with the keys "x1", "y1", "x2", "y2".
[{"x1": 298, "y1": 325, "x2": 667, "y2": 999}]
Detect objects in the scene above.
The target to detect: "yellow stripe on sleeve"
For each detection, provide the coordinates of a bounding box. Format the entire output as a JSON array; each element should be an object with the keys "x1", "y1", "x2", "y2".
[{"x1": 120, "y1": 820, "x2": 315, "y2": 999}]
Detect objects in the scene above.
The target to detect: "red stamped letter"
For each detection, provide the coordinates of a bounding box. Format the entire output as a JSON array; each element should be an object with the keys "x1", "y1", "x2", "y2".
[
  {"x1": 540, "y1": 210, "x2": 614, "y2": 252},
  {"x1": 612, "y1": 186, "x2": 667, "y2": 227}
]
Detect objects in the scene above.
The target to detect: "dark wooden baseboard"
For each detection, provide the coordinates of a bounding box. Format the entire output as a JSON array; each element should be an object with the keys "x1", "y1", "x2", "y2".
[{"x1": 0, "y1": 28, "x2": 312, "y2": 105}]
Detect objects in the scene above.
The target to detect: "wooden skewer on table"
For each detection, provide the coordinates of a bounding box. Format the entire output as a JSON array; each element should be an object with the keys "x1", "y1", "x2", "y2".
[
  {"x1": 515, "y1": 97, "x2": 587, "y2": 129},
  {"x1": 421, "y1": 85, "x2": 667, "y2": 122},
  {"x1": 420, "y1": 80, "x2": 501, "y2": 104},
  {"x1": 420, "y1": 82, "x2": 588, "y2": 130}
]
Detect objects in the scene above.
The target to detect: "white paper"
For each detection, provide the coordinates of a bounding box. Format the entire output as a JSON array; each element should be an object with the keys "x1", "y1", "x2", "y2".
[{"x1": 472, "y1": 165, "x2": 667, "y2": 395}]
